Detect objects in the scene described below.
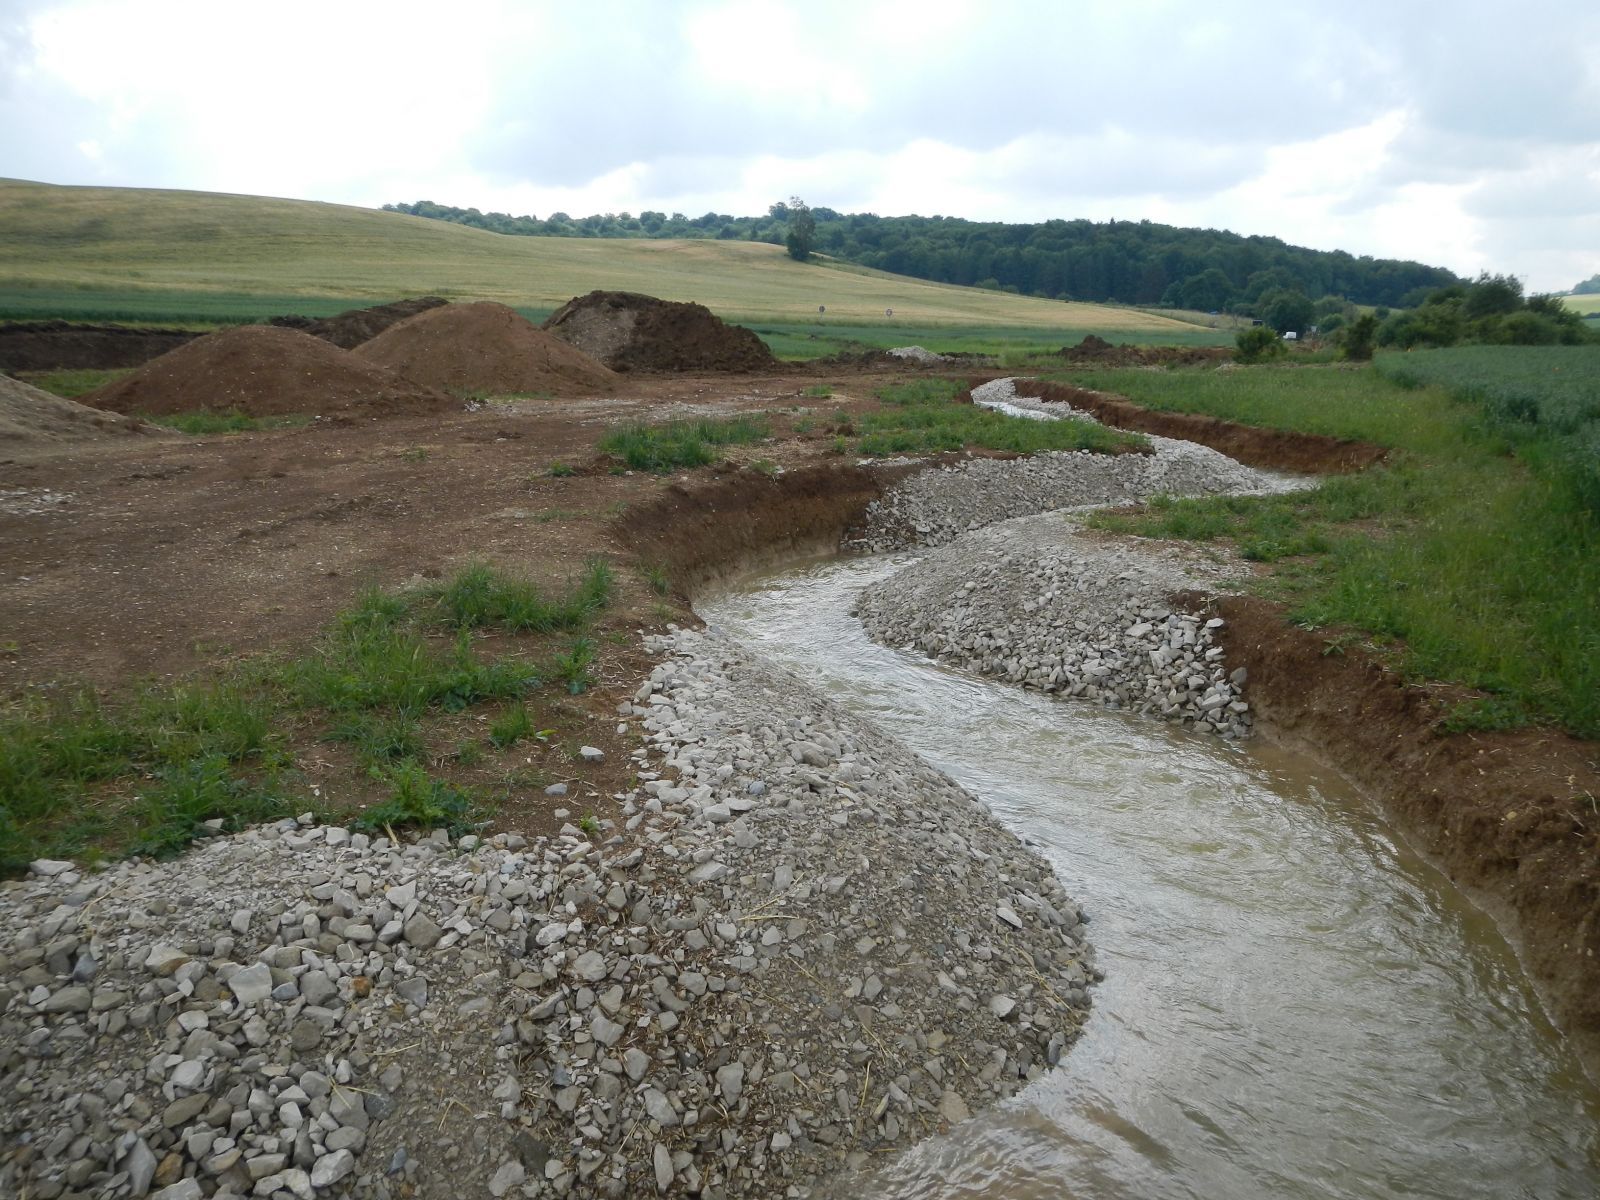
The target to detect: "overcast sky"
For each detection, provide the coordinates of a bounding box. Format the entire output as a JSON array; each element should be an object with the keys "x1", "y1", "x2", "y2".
[{"x1": 3, "y1": 0, "x2": 1597, "y2": 292}]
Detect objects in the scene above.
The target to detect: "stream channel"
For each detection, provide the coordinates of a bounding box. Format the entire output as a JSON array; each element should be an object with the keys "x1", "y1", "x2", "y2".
[{"x1": 698, "y1": 553, "x2": 1600, "y2": 1200}]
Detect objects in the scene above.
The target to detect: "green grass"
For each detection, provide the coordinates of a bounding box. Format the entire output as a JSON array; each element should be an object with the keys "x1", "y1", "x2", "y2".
[
  {"x1": 0, "y1": 561, "x2": 614, "y2": 873},
  {"x1": 599, "y1": 416, "x2": 770, "y2": 471},
  {"x1": 149, "y1": 410, "x2": 309, "y2": 435},
  {"x1": 801, "y1": 385, "x2": 834, "y2": 398},
  {"x1": 354, "y1": 762, "x2": 486, "y2": 837},
  {"x1": 17, "y1": 367, "x2": 132, "y2": 397},
  {"x1": 423, "y1": 559, "x2": 613, "y2": 632},
  {"x1": 0, "y1": 178, "x2": 1202, "y2": 333},
  {"x1": 751, "y1": 320, "x2": 1229, "y2": 361},
  {"x1": 1075, "y1": 361, "x2": 1600, "y2": 736},
  {"x1": 855, "y1": 377, "x2": 1145, "y2": 458}
]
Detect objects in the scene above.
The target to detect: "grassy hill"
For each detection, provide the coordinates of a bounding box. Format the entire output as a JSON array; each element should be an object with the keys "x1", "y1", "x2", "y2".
[
  {"x1": 1564, "y1": 293, "x2": 1600, "y2": 316},
  {"x1": 0, "y1": 179, "x2": 1205, "y2": 339}
]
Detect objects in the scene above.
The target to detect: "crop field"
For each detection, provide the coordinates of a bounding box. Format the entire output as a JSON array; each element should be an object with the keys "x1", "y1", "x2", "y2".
[
  {"x1": 0, "y1": 178, "x2": 1204, "y2": 337},
  {"x1": 1563, "y1": 293, "x2": 1600, "y2": 315}
]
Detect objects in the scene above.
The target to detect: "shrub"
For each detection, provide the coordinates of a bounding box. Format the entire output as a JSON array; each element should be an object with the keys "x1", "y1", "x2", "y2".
[{"x1": 1234, "y1": 326, "x2": 1285, "y2": 363}]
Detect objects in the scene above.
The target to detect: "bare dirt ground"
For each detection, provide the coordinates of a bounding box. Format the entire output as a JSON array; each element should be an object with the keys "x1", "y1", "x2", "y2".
[{"x1": 4, "y1": 363, "x2": 1597, "y2": 1076}]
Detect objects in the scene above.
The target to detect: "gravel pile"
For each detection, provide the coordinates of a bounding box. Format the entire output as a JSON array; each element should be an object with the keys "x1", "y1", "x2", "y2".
[
  {"x1": 856, "y1": 513, "x2": 1254, "y2": 737},
  {"x1": 2, "y1": 630, "x2": 1096, "y2": 1199},
  {"x1": 846, "y1": 378, "x2": 1300, "y2": 553},
  {"x1": 883, "y1": 347, "x2": 944, "y2": 365}
]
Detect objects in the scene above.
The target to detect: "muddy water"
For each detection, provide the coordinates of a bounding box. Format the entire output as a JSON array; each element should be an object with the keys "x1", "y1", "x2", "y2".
[{"x1": 698, "y1": 555, "x2": 1600, "y2": 1200}]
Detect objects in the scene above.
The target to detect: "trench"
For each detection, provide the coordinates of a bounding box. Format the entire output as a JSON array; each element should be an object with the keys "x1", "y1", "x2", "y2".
[{"x1": 697, "y1": 554, "x2": 1600, "y2": 1200}]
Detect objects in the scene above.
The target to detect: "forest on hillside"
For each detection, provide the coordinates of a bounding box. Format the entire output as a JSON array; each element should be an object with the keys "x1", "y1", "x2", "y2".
[{"x1": 384, "y1": 200, "x2": 1460, "y2": 311}]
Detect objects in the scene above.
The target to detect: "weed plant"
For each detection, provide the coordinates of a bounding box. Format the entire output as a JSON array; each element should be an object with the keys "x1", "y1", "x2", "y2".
[
  {"x1": 150, "y1": 411, "x2": 307, "y2": 435},
  {"x1": 599, "y1": 417, "x2": 769, "y2": 472}
]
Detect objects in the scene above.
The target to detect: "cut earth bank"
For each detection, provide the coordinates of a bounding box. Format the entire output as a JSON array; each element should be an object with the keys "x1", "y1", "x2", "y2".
[{"x1": 2, "y1": 366, "x2": 1597, "y2": 1200}]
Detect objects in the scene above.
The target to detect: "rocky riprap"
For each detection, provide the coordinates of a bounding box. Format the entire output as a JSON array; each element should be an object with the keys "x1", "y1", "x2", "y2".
[
  {"x1": 855, "y1": 512, "x2": 1254, "y2": 738},
  {"x1": 2, "y1": 630, "x2": 1096, "y2": 1199},
  {"x1": 846, "y1": 377, "x2": 1300, "y2": 553}
]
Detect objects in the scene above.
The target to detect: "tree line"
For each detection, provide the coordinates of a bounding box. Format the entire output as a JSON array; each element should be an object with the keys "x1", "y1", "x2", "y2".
[{"x1": 383, "y1": 199, "x2": 1460, "y2": 310}]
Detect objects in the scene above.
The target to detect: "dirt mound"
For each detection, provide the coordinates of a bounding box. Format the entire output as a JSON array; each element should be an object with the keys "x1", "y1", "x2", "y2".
[
  {"x1": 354, "y1": 301, "x2": 619, "y2": 397},
  {"x1": 1056, "y1": 334, "x2": 1231, "y2": 367},
  {"x1": 81, "y1": 326, "x2": 455, "y2": 418},
  {"x1": 0, "y1": 321, "x2": 199, "y2": 372},
  {"x1": 1011, "y1": 378, "x2": 1387, "y2": 473},
  {"x1": 543, "y1": 290, "x2": 777, "y2": 373},
  {"x1": 268, "y1": 296, "x2": 450, "y2": 350},
  {"x1": 1, "y1": 372, "x2": 166, "y2": 448}
]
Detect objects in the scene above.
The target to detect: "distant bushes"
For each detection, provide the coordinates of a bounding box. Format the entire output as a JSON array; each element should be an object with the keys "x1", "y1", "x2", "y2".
[{"x1": 1376, "y1": 274, "x2": 1592, "y2": 350}]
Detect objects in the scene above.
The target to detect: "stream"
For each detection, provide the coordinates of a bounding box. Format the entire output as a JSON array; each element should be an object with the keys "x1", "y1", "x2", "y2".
[{"x1": 698, "y1": 553, "x2": 1600, "y2": 1200}]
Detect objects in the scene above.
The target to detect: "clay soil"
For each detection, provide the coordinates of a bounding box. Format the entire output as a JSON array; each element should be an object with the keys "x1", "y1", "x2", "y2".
[
  {"x1": 355, "y1": 301, "x2": 619, "y2": 396},
  {"x1": 543, "y1": 290, "x2": 778, "y2": 373},
  {"x1": 2, "y1": 373, "x2": 167, "y2": 447},
  {"x1": 3, "y1": 367, "x2": 1597, "y2": 1075},
  {"x1": 81, "y1": 325, "x2": 456, "y2": 419},
  {"x1": 268, "y1": 295, "x2": 449, "y2": 349},
  {"x1": 1055, "y1": 333, "x2": 1233, "y2": 367},
  {"x1": 0, "y1": 321, "x2": 198, "y2": 372}
]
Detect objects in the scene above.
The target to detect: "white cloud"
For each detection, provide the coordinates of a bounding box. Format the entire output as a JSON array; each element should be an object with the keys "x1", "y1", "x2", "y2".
[{"x1": 2, "y1": 0, "x2": 1598, "y2": 291}]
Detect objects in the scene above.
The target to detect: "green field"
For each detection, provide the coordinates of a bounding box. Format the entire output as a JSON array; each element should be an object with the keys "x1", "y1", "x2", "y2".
[
  {"x1": 1564, "y1": 293, "x2": 1600, "y2": 315},
  {"x1": 0, "y1": 178, "x2": 1207, "y2": 339},
  {"x1": 1069, "y1": 353, "x2": 1600, "y2": 737}
]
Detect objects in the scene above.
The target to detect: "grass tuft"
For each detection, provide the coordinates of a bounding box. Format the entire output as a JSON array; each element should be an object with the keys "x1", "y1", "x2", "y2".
[{"x1": 599, "y1": 417, "x2": 769, "y2": 472}]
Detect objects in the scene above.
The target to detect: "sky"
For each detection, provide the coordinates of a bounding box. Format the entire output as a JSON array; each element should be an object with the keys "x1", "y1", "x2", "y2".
[{"x1": 2, "y1": 0, "x2": 1597, "y2": 292}]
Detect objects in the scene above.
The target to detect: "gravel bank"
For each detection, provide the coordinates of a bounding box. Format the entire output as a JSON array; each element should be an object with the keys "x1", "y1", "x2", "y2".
[
  {"x1": 846, "y1": 377, "x2": 1300, "y2": 553},
  {"x1": 2, "y1": 629, "x2": 1096, "y2": 1199},
  {"x1": 856, "y1": 512, "x2": 1256, "y2": 738}
]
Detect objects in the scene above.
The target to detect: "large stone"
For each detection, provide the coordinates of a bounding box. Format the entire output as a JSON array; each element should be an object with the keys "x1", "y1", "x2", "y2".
[
  {"x1": 144, "y1": 944, "x2": 190, "y2": 976},
  {"x1": 652, "y1": 1143, "x2": 673, "y2": 1192},
  {"x1": 571, "y1": 951, "x2": 608, "y2": 982},
  {"x1": 403, "y1": 912, "x2": 443, "y2": 950},
  {"x1": 309, "y1": 1148, "x2": 355, "y2": 1189},
  {"x1": 41, "y1": 985, "x2": 92, "y2": 1013},
  {"x1": 229, "y1": 963, "x2": 272, "y2": 1006},
  {"x1": 488, "y1": 1159, "x2": 526, "y2": 1197}
]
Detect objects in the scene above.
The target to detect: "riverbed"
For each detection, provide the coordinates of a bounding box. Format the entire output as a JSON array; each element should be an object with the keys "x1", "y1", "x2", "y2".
[{"x1": 701, "y1": 553, "x2": 1600, "y2": 1200}]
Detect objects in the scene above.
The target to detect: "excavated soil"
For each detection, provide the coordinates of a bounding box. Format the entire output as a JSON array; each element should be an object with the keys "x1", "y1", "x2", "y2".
[
  {"x1": 1055, "y1": 333, "x2": 1233, "y2": 367},
  {"x1": 1, "y1": 372, "x2": 166, "y2": 449},
  {"x1": 80, "y1": 326, "x2": 456, "y2": 419},
  {"x1": 267, "y1": 296, "x2": 450, "y2": 349},
  {"x1": 1208, "y1": 593, "x2": 1600, "y2": 1072},
  {"x1": 1012, "y1": 378, "x2": 1387, "y2": 473},
  {"x1": 0, "y1": 321, "x2": 198, "y2": 372},
  {"x1": 543, "y1": 290, "x2": 778, "y2": 373},
  {"x1": 355, "y1": 301, "x2": 620, "y2": 396},
  {"x1": 4, "y1": 362, "x2": 1599, "y2": 1088}
]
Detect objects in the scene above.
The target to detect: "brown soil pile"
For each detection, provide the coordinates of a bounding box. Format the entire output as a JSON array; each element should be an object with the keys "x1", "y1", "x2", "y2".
[
  {"x1": 1056, "y1": 334, "x2": 1231, "y2": 367},
  {"x1": 82, "y1": 326, "x2": 455, "y2": 418},
  {"x1": 0, "y1": 322, "x2": 198, "y2": 372},
  {"x1": 268, "y1": 296, "x2": 450, "y2": 350},
  {"x1": 1209, "y1": 593, "x2": 1600, "y2": 1073},
  {"x1": 1012, "y1": 378, "x2": 1386, "y2": 473},
  {"x1": 543, "y1": 290, "x2": 777, "y2": 373},
  {"x1": 355, "y1": 301, "x2": 620, "y2": 396},
  {"x1": 1, "y1": 373, "x2": 166, "y2": 448}
]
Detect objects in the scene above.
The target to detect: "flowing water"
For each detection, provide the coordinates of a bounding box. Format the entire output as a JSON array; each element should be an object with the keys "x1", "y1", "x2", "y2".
[{"x1": 698, "y1": 554, "x2": 1600, "y2": 1200}]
